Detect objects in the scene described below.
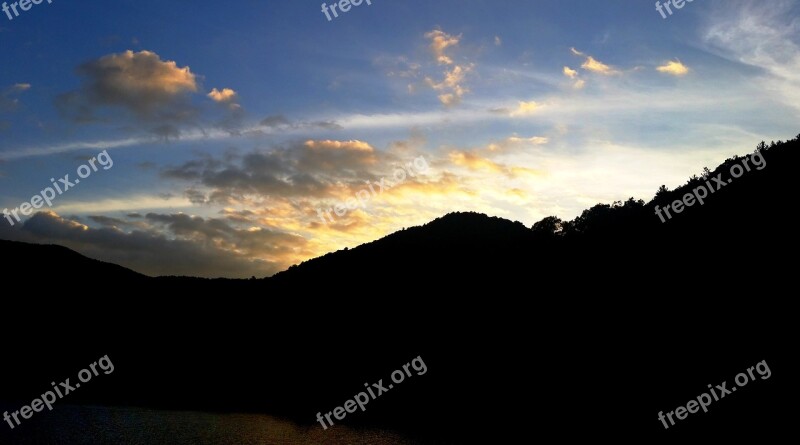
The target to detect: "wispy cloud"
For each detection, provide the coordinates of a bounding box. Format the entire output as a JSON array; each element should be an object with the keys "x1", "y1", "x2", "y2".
[{"x1": 702, "y1": 0, "x2": 800, "y2": 111}]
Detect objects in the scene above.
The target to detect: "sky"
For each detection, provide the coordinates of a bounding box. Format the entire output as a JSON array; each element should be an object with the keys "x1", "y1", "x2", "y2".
[{"x1": 0, "y1": 0, "x2": 798, "y2": 277}]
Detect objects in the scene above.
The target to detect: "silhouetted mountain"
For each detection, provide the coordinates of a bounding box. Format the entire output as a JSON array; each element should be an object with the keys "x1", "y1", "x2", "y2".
[
  {"x1": 2, "y1": 136, "x2": 798, "y2": 442},
  {"x1": 1, "y1": 239, "x2": 147, "y2": 282},
  {"x1": 264, "y1": 135, "x2": 799, "y2": 299}
]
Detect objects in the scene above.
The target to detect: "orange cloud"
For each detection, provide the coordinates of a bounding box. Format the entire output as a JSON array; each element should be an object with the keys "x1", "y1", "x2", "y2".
[
  {"x1": 426, "y1": 64, "x2": 473, "y2": 106},
  {"x1": 449, "y1": 151, "x2": 505, "y2": 173},
  {"x1": 425, "y1": 29, "x2": 461, "y2": 65},
  {"x1": 208, "y1": 87, "x2": 238, "y2": 103},
  {"x1": 303, "y1": 139, "x2": 375, "y2": 153}
]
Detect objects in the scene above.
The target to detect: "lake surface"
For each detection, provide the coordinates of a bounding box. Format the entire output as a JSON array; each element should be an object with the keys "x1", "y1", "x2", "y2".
[{"x1": 1, "y1": 405, "x2": 424, "y2": 445}]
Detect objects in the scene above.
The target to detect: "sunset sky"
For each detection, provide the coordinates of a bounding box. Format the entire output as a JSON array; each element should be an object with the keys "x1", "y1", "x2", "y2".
[{"x1": 1, "y1": 0, "x2": 798, "y2": 277}]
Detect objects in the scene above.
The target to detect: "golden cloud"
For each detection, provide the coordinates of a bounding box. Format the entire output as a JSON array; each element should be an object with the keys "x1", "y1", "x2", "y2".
[
  {"x1": 425, "y1": 29, "x2": 461, "y2": 65},
  {"x1": 303, "y1": 139, "x2": 375, "y2": 153},
  {"x1": 510, "y1": 100, "x2": 542, "y2": 116},
  {"x1": 656, "y1": 60, "x2": 690, "y2": 76},
  {"x1": 449, "y1": 151, "x2": 505, "y2": 173},
  {"x1": 56, "y1": 50, "x2": 198, "y2": 121},
  {"x1": 95, "y1": 50, "x2": 197, "y2": 95},
  {"x1": 571, "y1": 48, "x2": 619, "y2": 75},
  {"x1": 582, "y1": 56, "x2": 617, "y2": 75},
  {"x1": 426, "y1": 64, "x2": 472, "y2": 106},
  {"x1": 208, "y1": 87, "x2": 238, "y2": 103}
]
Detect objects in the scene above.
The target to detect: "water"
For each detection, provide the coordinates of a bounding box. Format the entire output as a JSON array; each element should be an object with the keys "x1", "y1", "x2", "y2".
[{"x1": 0, "y1": 405, "x2": 422, "y2": 445}]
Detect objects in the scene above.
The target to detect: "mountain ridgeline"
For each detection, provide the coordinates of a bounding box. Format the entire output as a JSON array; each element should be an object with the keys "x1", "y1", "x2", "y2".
[
  {"x1": 270, "y1": 135, "x2": 798, "y2": 293},
  {"x1": 1, "y1": 135, "x2": 798, "y2": 442},
  {"x1": 4, "y1": 135, "x2": 798, "y2": 292}
]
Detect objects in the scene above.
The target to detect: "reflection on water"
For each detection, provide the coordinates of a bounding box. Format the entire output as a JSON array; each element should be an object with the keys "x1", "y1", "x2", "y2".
[{"x1": 5, "y1": 405, "x2": 421, "y2": 445}]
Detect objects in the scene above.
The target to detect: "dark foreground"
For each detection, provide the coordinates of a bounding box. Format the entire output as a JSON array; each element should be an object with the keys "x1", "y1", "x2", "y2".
[{"x1": 2, "y1": 138, "x2": 798, "y2": 443}]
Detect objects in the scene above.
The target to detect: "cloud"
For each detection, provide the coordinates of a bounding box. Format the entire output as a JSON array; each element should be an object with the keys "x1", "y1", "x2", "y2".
[
  {"x1": 207, "y1": 88, "x2": 243, "y2": 133},
  {"x1": 510, "y1": 100, "x2": 542, "y2": 116},
  {"x1": 571, "y1": 48, "x2": 619, "y2": 75},
  {"x1": 309, "y1": 120, "x2": 343, "y2": 130},
  {"x1": 0, "y1": 211, "x2": 306, "y2": 278},
  {"x1": 207, "y1": 87, "x2": 238, "y2": 103},
  {"x1": 260, "y1": 115, "x2": 292, "y2": 128},
  {"x1": 302, "y1": 139, "x2": 375, "y2": 154},
  {"x1": 259, "y1": 114, "x2": 343, "y2": 131},
  {"x1": 703, "y1": 0, "x2": 800, "y2": 110},
  {"x1": 151, "y1": 137, "x2": 443, "y2": 259},
  {"x1": 161, "y1": 139, "x2": 381, "y2": 202},
  {"x1": 50, "y1": 194, "x2": 194, "y2": 214},
  {"x1": 494, "y1": 36, "x2": 502, "y2": 46},
  {"x1": 448, "y1": 150, "x2": 541, "y2": 179},
  {"x1": 425, "y1": 64, "x2": 473, "y2": 106},
  {"x1": 563, "y1": 66, "x2": 586, "y2": 89},
  {"x1": 219, "y1": 208, "x2": 256, "y2": 223},
  {"x1": 419, "y1": 30, "x2": 473, "y2": 106},
  {"x1": 448, "y1": 134, "x2": 548, "y2": 177},
  {"x1": 425, "y1": 29, "x2": 461, "y2": 65},
  {"x1": 582, "y1": 56, "x2": 617, "y2": 75},
  {"x1": 441, "y1": 130, "x2": 550, "y2": 185},
  {"x1": 374, "y1": 55, "x2": 422, "y2": 79},
  {"x1": 487, "y1": 136, "x2": 550, "y2": 151},
  {"x1": 449, "y1": 151, "x2": 504, "y2": 173},
  {"x1": 656, "y1": 60, "x2": 690, "y2": 76},
  {"x1": 0, "y1": 83, "x2": 31, "y2": 112},
  {"x1": 88, "y1": 215, "x2": 136, "y2": 228},
  {"x1": 152, "y1": 124, "x2": 181, "y2": 140},
  {"x1": 56, "y1": 50, "x2": 198, "y2": 122}
]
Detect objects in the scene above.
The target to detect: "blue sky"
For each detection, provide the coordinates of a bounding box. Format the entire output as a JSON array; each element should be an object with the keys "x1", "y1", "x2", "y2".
[{"x1": 1, "y1": 0, "x2": 798, "y2": 277}]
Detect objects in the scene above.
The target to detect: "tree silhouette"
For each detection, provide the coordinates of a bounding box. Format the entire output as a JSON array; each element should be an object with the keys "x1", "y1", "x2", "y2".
[{"x1": 532, "y1": 216, "x2": 563, "y2": 237}]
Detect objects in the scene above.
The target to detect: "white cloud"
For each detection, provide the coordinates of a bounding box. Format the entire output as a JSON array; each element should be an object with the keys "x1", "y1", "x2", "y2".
[{"x1": 703, "y1": 0, "x2": 800, "y2": 111}]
